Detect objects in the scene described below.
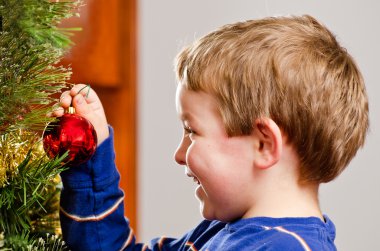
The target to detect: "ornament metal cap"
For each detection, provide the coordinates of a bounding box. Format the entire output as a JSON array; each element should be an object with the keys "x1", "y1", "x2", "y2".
[{"x1": 66, "y1": 106, "x2": 75, "y2": 114}]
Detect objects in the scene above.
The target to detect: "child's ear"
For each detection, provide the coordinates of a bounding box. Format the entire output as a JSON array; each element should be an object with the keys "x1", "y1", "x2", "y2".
[{"x1": 253, "y1": 118, "x2": 282, "y2": 169}]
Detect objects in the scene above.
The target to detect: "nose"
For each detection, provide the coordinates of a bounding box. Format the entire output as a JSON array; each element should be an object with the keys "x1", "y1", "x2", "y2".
[{"x1": 174, "y1": 136, "x2": 190, "y2": 165}]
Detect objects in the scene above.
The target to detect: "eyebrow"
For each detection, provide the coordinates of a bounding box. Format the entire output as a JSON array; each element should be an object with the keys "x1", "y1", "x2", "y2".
[{"x1": 180, "y1": 112, "x2": 194, "y2": 121}]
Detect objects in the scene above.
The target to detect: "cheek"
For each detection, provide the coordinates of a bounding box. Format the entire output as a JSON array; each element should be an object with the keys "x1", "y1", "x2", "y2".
[
  {"x1": 219, "y1": 137, "x2": 249, "y2": 157},
  {"x1": 185, "y1": 142, "x2": 212, "y2": 174},
  {"x1": 185, "y1": 143, "x2": 201, "y2": 168}
]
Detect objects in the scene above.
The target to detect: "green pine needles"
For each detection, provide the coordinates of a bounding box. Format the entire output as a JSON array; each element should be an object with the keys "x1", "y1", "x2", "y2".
[
  {"x1": 0, "y1": 0, "x2": 81, "y2": 133},
  {"x1": 0, "y1": 0, "x2": 81, "y2": 249}
]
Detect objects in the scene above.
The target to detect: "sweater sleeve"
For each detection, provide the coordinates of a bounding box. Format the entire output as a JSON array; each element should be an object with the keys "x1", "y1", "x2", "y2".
[{"x1": 60, "y1": 126, "x2": 144, "y2": 250}]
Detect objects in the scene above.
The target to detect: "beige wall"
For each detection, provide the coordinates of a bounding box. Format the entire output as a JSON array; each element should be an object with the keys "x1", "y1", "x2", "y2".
[{"x1": 137, "y1": 1, "x2": 380, "y2": 250}]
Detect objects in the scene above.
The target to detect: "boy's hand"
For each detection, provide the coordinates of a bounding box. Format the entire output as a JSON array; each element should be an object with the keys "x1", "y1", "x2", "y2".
[{"x1": 51, "y1": 84, "x2": 109, "y2": 145}]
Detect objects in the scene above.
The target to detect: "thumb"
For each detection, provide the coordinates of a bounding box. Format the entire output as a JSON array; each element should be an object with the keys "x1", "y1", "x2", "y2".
[
  {"x1": 72, "y1": 93, "x2": 109, "y2": 145},
  {"x1": 72, "y1": 94, "x2": 94, "y2": 121}
]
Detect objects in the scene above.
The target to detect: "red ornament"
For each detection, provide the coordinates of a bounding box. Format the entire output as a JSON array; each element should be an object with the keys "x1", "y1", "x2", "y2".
[{"x1": 43, "y1": 107, "x2": 97, "y2": 165}]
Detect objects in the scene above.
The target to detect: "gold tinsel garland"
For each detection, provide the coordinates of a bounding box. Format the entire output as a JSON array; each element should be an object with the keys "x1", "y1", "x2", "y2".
[
  {"x1": 0, "y1": 130, "x2": 43, "y2": 187},
  {"x1": 0, "y1": 130, "x2": 63, "y2": 236}
]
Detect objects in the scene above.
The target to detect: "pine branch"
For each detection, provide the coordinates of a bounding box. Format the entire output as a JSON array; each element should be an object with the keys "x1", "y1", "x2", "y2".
[
  {"x1": 0, "y1": 0, "x2": 81, "y2": 134},
  {"x1": 0, "y1": 139, "x2": 68, "y2": 234},
  {"x1": 0, "y1": 231, "x2": 69, "y2": 250}
]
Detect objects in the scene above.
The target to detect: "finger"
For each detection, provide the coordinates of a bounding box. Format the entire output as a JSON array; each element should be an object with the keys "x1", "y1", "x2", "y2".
[
  {"x1": 70, "y1": 84, "x2": 100, "y2": 105},
  {"x1": 72, "y1": 94, "x2": 93, "y2": 118},
  {"x1": 51, "y1": 105, "x2": 65, "y2": 117},
  {"x1": 59, "y1": 90, "x2": 72, "y2": 108},
  {"x1": 70, "y1": 84, "x2": 88, "y2": 96}
]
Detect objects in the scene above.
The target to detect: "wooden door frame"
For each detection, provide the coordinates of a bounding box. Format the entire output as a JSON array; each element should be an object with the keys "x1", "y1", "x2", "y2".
[{"x1": 61, "y1": 0, "x2": 138, "y2": 233}]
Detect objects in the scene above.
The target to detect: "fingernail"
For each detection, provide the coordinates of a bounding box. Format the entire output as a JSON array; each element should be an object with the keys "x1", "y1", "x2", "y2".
[
  {"x1": 76, "y1": 95, "x2": 83, "y2": 104},
  {"x1": 59, "y1": 95, "x2": 65, "y2": 103}
]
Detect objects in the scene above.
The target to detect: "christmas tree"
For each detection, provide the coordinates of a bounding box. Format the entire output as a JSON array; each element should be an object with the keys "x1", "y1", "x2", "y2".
[{"x1": 0, "y1": 0, "x2": 80, "y2": 249}]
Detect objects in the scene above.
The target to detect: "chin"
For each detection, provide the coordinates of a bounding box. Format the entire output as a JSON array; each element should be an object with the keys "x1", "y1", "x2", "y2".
[
  {"x1": 200, "y1": 204, "x2": 216, "y2": 221},
  {"x1": 201, "y1": 207, "x2": 235, "y2": 223},
  {"x1": 201, "y1": 212, "x2": 216, "y2": 221}
]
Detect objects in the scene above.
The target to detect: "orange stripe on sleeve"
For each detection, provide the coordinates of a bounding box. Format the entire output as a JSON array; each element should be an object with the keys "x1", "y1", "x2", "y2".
[
  {"x1": 158, "y1": 236, "x2": 166, "y2": 251},
  {"x1": 185, "y1": 241, "x2": 198, "y2": 251},
  {"x1": 274, "y1": 226, "x2": 312, "y2": 251},
  {"x1": 119, "y1": 229, "x2": 134, "y2": 251},
  {"x1": 60, "y1": 196, "x2": 124, "y2": 222}
]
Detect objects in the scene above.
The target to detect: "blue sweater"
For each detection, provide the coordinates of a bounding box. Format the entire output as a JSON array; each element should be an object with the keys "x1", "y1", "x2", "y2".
[{"x1": 60, "y1": 128, "x2": 337, "y2": 251}]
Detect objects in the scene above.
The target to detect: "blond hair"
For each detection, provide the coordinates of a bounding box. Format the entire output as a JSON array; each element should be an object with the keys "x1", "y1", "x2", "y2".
[{"x1": 175, "y1": 15, "x2": 369, "y2": 183}]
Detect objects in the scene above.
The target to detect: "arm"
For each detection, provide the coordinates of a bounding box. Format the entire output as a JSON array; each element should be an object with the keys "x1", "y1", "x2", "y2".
[
  {"x1": 60, "y1": 127, "x2": 139, "y2": 250},
  {"x1": 59, "y1": 127, "x2": 199, "y2": 250},
  {"x1": 56, "y1": 85, "x2": 142, "y2": 250}
]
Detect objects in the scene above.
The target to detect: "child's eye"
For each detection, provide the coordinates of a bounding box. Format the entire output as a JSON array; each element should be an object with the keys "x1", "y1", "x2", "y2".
[{"x1": 184, "y1": 126, "x2": 195, "y2": 135}]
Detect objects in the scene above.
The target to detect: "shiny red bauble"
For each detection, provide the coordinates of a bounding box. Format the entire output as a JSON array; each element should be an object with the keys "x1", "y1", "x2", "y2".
[{"x1": 43, "y1": 108, "x2": 97, "y2": 165}]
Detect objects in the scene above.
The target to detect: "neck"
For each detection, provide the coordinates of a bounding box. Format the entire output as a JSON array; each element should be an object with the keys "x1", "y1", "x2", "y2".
[
  {"x1": 243, "y1": 182, "x2": 323, "y2": 220},
  {"x1": 243, "y1": 177, "x2": 323, "y2": 220}
]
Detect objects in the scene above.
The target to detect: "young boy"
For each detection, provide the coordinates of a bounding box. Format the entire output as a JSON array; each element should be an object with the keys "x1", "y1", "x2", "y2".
[{"x1": 54, "y1": 15, "x2": 368, "y2": 250}]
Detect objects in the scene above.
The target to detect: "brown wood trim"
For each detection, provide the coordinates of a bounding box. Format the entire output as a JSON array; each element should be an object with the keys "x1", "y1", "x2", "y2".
[
  {"x1": 61, "y1": 0, "x2": 138, "y2": 234},
  {"x1": 117, "y1": 0, "x2": 138, "y2": 234},
  {"x1": 61, "y1": 0, "x2": 121, "y2": 86}
]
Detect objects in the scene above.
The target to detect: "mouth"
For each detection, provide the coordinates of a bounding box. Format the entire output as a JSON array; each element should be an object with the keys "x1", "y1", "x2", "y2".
[{"x1": 186, "y1": 170, "x2": 200, "y2": 185}]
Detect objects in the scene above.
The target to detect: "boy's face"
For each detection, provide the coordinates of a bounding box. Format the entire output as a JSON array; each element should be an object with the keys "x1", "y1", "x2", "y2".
[{"x1": 175, "y1": 84, "x2": 259, "y2": 222}]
